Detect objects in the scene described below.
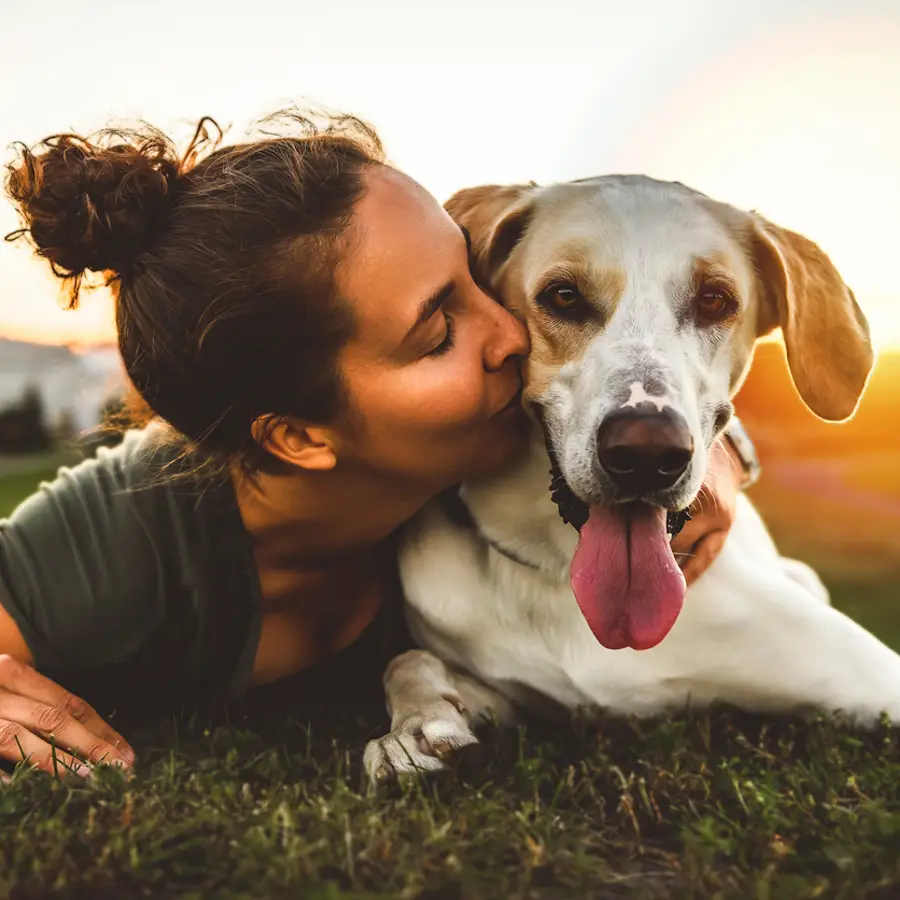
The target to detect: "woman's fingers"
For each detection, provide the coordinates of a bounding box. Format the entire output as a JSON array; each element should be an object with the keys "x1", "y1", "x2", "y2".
[
  {"x1": 679, "y1": 530, "x2": 728, "y2": 587},
  {"x1": 0, "y1": 717, "x2": 90, "y2": 777},
  {"x1": 0, "y1": 690, "x2": 132, "y2": 768},
  {"x1": 0, "y1": 655, "x2": 134, "y2": 764}
]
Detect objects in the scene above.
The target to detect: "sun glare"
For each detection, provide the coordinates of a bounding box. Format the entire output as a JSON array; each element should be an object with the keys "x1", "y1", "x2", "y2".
[{"x1": 1, "y1": 10, "x2": 897, "y2": 351}]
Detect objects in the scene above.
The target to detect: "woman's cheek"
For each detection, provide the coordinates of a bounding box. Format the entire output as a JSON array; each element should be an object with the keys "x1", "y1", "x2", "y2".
[
  {"x1": 415, "y1": 365, "x2": 486, "y2": 430},
  {"x1": 354, "y1": 357, "x2": 486, "y2": 438}
]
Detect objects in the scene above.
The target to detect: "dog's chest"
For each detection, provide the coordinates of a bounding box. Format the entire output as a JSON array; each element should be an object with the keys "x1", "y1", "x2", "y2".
[
  {"x1": 401, "y1": 513, "x2": 597, "y2": 709},
  {"x1": 469, "y1": 564, "x2": 598, "y2": 709}
]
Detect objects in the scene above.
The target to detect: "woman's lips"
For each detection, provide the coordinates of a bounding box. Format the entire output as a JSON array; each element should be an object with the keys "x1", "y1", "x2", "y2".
[{"x1": 494, "y1": 385, "x2": 524, "y2": 417}]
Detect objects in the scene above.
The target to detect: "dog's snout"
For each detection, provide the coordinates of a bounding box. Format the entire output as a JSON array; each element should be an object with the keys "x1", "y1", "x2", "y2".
[{"x1": 597, "y1": 408, "x2": 693, "y2": 494}]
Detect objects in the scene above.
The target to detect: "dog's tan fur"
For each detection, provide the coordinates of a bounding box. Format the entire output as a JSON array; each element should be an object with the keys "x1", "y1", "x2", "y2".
[{"x1": 747, "y1": 218, "x2": 874, "y2": 420}]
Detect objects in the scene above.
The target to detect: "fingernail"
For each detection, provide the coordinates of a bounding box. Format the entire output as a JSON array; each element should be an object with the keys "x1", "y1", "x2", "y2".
[{"x1": 74, "y1": 762, "x2": 96, "y2": 781}]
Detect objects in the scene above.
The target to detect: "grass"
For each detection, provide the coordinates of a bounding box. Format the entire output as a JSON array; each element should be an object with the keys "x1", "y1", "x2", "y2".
[
  {"x1": 2, "y1": 462, "x2": 900, "y2": 898},
  {"x1": 0, "y1": 466, "x2": 60, "y2": 518},
  {"x1": 827, "y1": 580, "x2": 900, "y2": 654},
  {"x1": 0, "y1": 452, "x2": 81, "y2": 517},
  {"x1": 3, "y1": 705, "x2": 900, "y2": 898}
]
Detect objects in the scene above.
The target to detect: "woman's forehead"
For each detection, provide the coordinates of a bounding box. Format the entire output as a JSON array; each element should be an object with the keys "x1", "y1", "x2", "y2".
[{"x1": 338, "y1": 167, "x2": 461, "y2": 332}]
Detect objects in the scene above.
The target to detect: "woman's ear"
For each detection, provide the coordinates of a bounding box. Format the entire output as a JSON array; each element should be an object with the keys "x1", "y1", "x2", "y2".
[{"x1": 251, "y1": 415, "x2": 338, "y2": 471}]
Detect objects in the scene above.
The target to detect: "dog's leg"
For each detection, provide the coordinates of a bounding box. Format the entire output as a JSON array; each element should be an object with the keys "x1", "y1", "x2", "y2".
[{"x1": 363, "y1": 650, "x2": 515, "y2": 783}]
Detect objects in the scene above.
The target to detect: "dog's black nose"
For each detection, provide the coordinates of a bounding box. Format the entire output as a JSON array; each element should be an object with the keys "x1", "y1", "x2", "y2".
[{"x1": 597, "y1": 408, "x2": 693, "y2": 494}]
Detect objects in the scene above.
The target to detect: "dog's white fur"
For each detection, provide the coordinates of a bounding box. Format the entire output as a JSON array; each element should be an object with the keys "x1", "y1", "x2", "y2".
[{"x1": 364, "y1": 175, "x2": 897, "y2": 782}]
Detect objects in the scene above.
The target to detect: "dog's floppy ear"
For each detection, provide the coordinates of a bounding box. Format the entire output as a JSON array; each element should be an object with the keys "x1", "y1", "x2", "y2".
[
  {"x1": 750, "y1": 215, "x2": 874, "y2": 421},
  {"x1": 445, "y1": 184, "x2": 537, "y2": 290}
]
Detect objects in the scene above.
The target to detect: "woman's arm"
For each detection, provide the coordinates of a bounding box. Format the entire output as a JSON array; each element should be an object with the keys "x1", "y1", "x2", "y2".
[
  {"x1": 0, "y1": 436, "x2": 168, "y2": 777},
  {"x1": 0, "y1": 605, "x2": 134, "y2": 777},
  {"x1": 0, "y1": 601, "x2": 32, "y2": 664},
  {"x1": 1, "y1": 516, "x2": 136, "y2": 776},
  {"x1": 0, "y1": 441, "x2": 166, "y2": 678}
]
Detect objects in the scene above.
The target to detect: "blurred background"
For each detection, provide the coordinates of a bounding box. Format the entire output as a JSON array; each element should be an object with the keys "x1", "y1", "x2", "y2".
[{"x1": 1, "y1": 0, "x2": 897, "y2": 640}]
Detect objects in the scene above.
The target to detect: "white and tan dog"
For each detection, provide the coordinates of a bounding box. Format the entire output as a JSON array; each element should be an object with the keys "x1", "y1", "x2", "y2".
[{"x1": 364, "y1": 175, "x2": 900, "y2": 781}]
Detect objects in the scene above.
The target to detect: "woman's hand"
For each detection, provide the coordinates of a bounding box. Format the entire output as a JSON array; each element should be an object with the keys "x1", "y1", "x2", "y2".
[
  {"x1": 671, "y1": 438, "x2": 744, "y2": 586},
  {"x1": 0, "y1": 655, "x2": 134, "y2": 780}
]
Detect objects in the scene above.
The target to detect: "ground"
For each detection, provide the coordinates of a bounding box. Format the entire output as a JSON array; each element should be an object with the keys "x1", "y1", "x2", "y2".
[{"x1": 1, "y1": 460, "x2": 900, "y2": 899}]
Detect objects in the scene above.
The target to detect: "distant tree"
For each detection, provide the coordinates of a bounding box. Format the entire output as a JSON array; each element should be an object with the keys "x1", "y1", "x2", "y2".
[
  {"x1": 19, "y1": 385, "x2": 43, "y2": 420},
  {"x1": 0, "y1": 384, "x2": 51, "y2": 454}
]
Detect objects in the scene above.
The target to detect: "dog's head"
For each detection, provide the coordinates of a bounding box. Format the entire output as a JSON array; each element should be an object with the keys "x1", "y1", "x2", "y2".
[{"x1": 448, "y1": 175, "x2": 873, "y2": 650}]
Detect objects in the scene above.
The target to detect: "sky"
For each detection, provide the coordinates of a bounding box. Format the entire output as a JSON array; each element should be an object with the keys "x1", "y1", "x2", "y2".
[{"x1": 0, "y1": 0, "x2": 898, "y2": 349}]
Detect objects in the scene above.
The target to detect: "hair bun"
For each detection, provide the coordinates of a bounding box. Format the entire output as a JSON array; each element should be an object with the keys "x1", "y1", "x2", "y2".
[{"x1": 5, "y1": 130, "x2": 179, "y2": 280}]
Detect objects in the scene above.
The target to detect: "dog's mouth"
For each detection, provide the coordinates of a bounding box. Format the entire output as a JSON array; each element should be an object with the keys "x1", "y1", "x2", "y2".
[
  {"x1": 570, "y1": 500, "x2": 687, "y2": 651},
  {"x1": 544, "y1": 424, "x2": 689, "y2": 651}
]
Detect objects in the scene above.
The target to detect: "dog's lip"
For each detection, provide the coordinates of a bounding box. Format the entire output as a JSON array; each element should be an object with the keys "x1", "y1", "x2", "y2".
[{"x1": 594, "y1": 494, "x2": 684, "y2": 514}]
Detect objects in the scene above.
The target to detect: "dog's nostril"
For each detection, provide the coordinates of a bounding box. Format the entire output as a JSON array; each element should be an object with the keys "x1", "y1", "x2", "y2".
[
  {"x1": 597, "y1": 409, "x2": 693, "y2": 494},
  {"x1": 601, "y1": 447, "x2": 637, "y2": 475},
  {"x1": 658, "y1": 447, "x2": 693, "y2": 476}
]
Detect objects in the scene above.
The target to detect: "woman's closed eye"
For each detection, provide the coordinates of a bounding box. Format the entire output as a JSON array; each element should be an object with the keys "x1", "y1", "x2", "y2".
[{"x1": 425, "y1": 311, "x2": 456, "y2": 357}]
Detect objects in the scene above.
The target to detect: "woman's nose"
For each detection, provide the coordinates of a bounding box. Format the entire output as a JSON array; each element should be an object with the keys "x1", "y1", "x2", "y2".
[{"x1": 483, "y1": 294, "x2": 529, "y2": 371}]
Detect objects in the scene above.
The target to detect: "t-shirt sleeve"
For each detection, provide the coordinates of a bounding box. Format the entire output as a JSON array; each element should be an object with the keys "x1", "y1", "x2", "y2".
[{"x1": 0, "y1": 446, "x2": 166, "y2": 678}]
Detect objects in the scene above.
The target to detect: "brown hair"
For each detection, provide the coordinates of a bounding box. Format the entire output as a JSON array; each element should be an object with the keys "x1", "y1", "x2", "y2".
[{"x1": 4, "y1": 111, "x2": 385, "y2": 471}]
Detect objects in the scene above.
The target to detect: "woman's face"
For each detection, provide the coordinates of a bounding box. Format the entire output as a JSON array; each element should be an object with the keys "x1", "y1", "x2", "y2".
[{"x1": 331, "y1": 166, "x2": 530, "y2": 489}]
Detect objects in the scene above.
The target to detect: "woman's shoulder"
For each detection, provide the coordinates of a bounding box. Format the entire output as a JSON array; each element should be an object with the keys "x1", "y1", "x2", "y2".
[
  {"x1": 77, "y1": 423, "x2": 193, "y2": 489},
  {"x1": 2, "y1": 426, "x2": 188, "y2": 544},
  {"x1": 0, "y1": 426, "x2": 235, "y2": 676}
]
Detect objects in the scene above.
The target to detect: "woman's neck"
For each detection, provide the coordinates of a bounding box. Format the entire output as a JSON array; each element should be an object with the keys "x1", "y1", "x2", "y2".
[{"x1": 232, "y1": 463, "x2": 439, "y2": 570}]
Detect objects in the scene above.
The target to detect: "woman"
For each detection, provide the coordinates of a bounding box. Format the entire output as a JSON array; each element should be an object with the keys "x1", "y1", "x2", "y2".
[{"x1": 0, "y1": 112, "x2": 750, "y2": 777}]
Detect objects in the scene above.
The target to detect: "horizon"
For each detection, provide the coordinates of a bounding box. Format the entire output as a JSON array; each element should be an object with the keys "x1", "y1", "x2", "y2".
[
  {"x1": 1, "y1": 0, "x2": 899, "y2": 348},
  {"x1": 6, "y1": 333, "x2": 900, "y2": 358}
]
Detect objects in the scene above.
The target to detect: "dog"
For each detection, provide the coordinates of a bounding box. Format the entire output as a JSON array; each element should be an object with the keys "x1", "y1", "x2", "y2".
[{"x1": 364, "y1": 175, "x2": 900, "y2": 781}]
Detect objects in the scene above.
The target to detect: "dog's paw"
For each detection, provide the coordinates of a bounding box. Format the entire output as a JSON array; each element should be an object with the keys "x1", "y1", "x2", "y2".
[{"x1": 363, "y1": 704, "x2": 478, "y2": 784}]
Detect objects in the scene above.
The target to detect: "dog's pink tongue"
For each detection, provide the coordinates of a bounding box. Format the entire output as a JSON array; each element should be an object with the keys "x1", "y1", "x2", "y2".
[{"x1": 570, "y1": 504, "x2": 686, "y2": 650}]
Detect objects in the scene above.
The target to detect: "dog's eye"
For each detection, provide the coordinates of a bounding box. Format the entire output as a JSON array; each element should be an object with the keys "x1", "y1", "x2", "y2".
[
  {"x1": 695, "y1": 286, "x2": 737, "y2": 324},
  {"x1": 536, "y1": 283, "x2": 589, "y2": 320}
]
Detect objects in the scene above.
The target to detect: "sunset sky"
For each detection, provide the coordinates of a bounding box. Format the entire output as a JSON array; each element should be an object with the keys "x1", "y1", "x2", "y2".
[{"x1": 1, "y1": 0, "x2": 898, "y2": 349}]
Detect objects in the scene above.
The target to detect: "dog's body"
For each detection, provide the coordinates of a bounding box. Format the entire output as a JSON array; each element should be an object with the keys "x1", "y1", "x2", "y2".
[{"x1": 364, "y1": 175, "x2": 900, "y2": 780}]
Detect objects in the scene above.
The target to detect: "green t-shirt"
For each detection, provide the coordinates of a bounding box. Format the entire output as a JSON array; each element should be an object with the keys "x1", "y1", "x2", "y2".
[{"x1": 0, "y1": 428, "x2": 408, "y2": 713}]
